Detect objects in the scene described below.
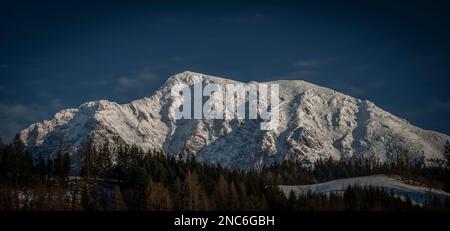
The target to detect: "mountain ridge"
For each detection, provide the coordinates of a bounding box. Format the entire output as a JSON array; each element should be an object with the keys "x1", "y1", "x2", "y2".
[{"x1": 20, "y1": 71, "x2": 450, "y2": 170}]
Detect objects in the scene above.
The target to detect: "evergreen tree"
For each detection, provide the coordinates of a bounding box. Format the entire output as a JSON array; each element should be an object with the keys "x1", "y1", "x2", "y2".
[
  {"x1": 61, "y1": 152, "x2": 71, "y2": 179},
  {"x1": 94, "y1": 141, "x2": 112, "y2": 177},
  {"x1": 22, "y1": 150, "x2": 33, "y2": 183},
  {"x1": 54, "y1": 151, "x2": 62, "y2": 176},
  {"x1": 34, "y1": 184, "x2": 48, "y2": 210},
  {"x1": 237, "y1": 181, "x2": 249, "y2": 209},
  {"x1": 172, "y1": 177, "x2": 183, "y2": 210},
  {"x1": 287, "y1": 191, "x2": 297, "y2": 210},
  {"x1": 147, "y1": 182, "x2": 173, "y2": 211},
  {"x1": 81, "y1": 143, "x2": 96, "y2": 180},
  {"x1": 182, "y1": 171, "x2": 205, "y2": 211},
  {"x1": 69, "y1": 181, "x2": 82, "y2": 211},
  {"x1": 110, "y1": 185, "x2": 127, "y2": 211},
  {"x1": 12, "y1": 134, "x2": 25, "y2": 180},
  {"x1": 35, "y1": 154, "x2": 47, "y2": 177},
  {"x1": 0, "y1": 145, "x2": 11, "y2": 177},
  {"x1": 1, "y1": 141, "x2": 449, "y2": 211},
  {"x1": 228, "y1": 181, "x2": 239, "y2": 210},
  {"x1": 10, "y1": 134, "x2": 33, "y2": 183},
  {"x1": 215, "y1": 175, "x2": 229, "y2": 210},
  {"x1": 54, "y1": 184, "x2": 67, "y2": 211}
]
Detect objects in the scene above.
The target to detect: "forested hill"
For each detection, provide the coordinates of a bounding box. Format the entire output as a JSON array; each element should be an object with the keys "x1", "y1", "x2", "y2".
[{"x1": 1, "y1": 135, "x2": 450, "y2": 211}]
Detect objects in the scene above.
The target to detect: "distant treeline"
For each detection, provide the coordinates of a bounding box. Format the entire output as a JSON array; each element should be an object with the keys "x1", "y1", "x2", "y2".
[{"x1": 0, "y1": 134, "x2": 449, "y2": 211}]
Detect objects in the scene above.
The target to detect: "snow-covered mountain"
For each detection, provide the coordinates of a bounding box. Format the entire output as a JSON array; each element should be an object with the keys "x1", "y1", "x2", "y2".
[{"x1": 20, "y1": 71, "x2": 450, "y2": 170}]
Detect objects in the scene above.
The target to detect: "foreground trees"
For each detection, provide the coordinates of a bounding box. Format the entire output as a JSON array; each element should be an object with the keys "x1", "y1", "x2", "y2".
[{"x1": 0, "y1": 137, "x2": 450, "y2": 211}]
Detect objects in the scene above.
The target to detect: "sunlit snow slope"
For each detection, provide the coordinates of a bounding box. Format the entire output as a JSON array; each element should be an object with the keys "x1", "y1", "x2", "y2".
[{"x1": 279, "y1": 174, "x2": 450, "y2": 205}]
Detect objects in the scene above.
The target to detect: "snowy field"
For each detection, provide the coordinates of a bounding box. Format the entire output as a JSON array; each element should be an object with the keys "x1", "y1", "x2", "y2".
[{"x1": 279, "y1": 174, "x2": 450, "y2": 205}]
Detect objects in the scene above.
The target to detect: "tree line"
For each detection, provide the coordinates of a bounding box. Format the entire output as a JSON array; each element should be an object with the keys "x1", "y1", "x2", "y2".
[{"x1": 0, "y1": 134, "x2": 449, "y2": 211}]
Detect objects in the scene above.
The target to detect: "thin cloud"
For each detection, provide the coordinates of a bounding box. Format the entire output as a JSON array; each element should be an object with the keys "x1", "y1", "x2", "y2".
[
  {"x1": 277, "y1": 69, "x2": 320, "y2": 81},
  {"x1": 115, "y1": 68, "x2": 160, "y2": 93},
  {"x1": 252, "y1": 13, "x2": 265, "y2": 21},
  {"x1": 292, "y1": 60, "x2": 321, "y2": 68},
  {"x1": 0, "y1": 103, "x2": 49, "y2": 142},
  {"x1": 0, "y1": 64, "x2": 9, "y2": 69},
  {"x1": 0, "y1": 91, "x2": 66, "y2": 142},
  {"x1": 81, "y1": 79, "x2": 112, "y2": 87},
  {"x1": 431, "y1": 100, "x2": 450, "y2": 110}
]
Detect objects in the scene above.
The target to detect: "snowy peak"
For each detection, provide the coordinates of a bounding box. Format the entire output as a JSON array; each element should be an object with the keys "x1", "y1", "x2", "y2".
[
  {"x1": 159, "y1": 71, "x2": 240, "y2": 94},
  {"x1": 20, "y1": 71, "x2": 450, "y2": 170}
]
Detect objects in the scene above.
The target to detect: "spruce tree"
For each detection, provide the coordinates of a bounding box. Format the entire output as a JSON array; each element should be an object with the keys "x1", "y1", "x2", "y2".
[
  {"x1": 12, "y1": 134, "x2": 25, "y2": 179},
  {"x1": 111, "y1": 185, "x2": 127, "y2": 211},
  {"x1": 215, "y1": 175, "x2": 229, "y2": 210},
  {"x1": 22, "y1": 150, "x2": 33, "y2": 182},
  {"x1": 81, "y1": 143, "x2": 96, "y2": 180},
  {"x1": 61, "y1": 152, "x2": 71, "y2": 180},
  {"x1": 172, "y1": 177, "x2": 183, "y2": 210},
  {"x1": 11, "y1": 133, "x2": 33, "y2": 183},
  {"x1": 0, "y1": 144, "x2": 10, "y2": 177},
  {"x1": 36, "y1": 154, "x2": 46, "y2": 177},
  {"x1": 182, "y1": 171, "x2": 205, "y2": 211},
  {"x1": 95, "y1": 141, "x2": 112, "y2": 177},
  {"x1": 147, "y1": 182, "x2": 173, "y2": 211},
  {"x1": 228, "y1": 181, "x2": 239, "y2": 210}
]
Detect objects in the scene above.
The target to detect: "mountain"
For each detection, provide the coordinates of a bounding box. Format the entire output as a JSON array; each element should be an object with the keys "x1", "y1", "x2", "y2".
[{"x1": 20, "y1": 71, "x2": 450, "y2": 170}]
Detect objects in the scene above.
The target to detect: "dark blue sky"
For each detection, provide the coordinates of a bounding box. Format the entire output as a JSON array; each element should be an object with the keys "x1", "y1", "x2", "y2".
[{"x1": 1, "y1": 0, "x2": 449, "y2": 141}]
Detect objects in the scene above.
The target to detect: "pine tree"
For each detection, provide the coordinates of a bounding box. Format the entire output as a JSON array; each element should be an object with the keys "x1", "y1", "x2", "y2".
[
  {"x1": 47, "y1": 150, "x2": 70, "y2": 182},
  {"x1": 215, "y1": 175, "x2": 229, "y2": 210},
  {"x1": 12, "y1": 134, "x2": 24, "y2": 155},
  {"x1": 35, "y1": 184, "x2": 49, "y2": 211},
  {"x1": 12, "y1": 134, "x2": 25, "y2": 180},
  {"x1": 111, "y1": 185, "x2": 127, "y2": 211},
  {"x1": 0, "y1": 185, "x2": 13, "y2": 211},
  {"x1": 10, "y1": 134, "x2": 33, "y2": 183},
  {"x1": 54, "y1": 151, "x2": 63, "y2": 179},
  {"x1": 61, "y1": 152, "x2": 71, "y2": 180},
  {"x1": 172, "y1": 177, "x2": 183, "y2": 210},
  {"x1": 237, "y1": 181, "x2": 249, "y2": 209},
  {"x1": 182, "y1": 171, "x2": 205, "y2": 211},
  {"x1": 80, "y1": 183, "x2": 90, "y2": 210},
  {"x1": 95, "y1": 141, "x2": 112, "y2": 177},
  {"x1": 36, "y1": 154, "x2": 46, "y2": 177},
  {"x1": 228, "y1": 181, "x2": 239, "y2": 210},
  {"x1": 69, "y1": 181, "x2": 83, "y2": 211},
  {"x1": 114, "y1": 145, "x2": 131, "y2": 180},
  {"x1": 48, "y1": 183, "x2": 67, "y2": 211},
  {"x1": 81, "y1": 143, "x2": 96, "y2": 181},
  {"x1": 0, "y1": 145, "x2": 10, "y2": 177},
  {"x1": 147, "y1": 182, "x2": 173, "y2": 211},
  {"x1": 288, "y1": 191, "x2": 298, "y2": 210},
  {"x1": 22, "y1": 151, "x2": 33, "y2": 183}
]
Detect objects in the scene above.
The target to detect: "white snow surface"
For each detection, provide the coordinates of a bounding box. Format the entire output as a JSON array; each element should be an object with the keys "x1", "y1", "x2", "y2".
[
  {"x1": 20, "y1": 71, "x2": 450, "y2": 170},
  {"x1": 278, "y1": 174, "x2": 450, "y2": 205}
]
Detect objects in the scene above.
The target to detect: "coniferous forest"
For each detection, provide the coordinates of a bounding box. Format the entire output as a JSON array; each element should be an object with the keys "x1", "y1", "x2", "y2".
[{"x1": 1, "y1": 134, "x2": 450, "y2": 211}]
